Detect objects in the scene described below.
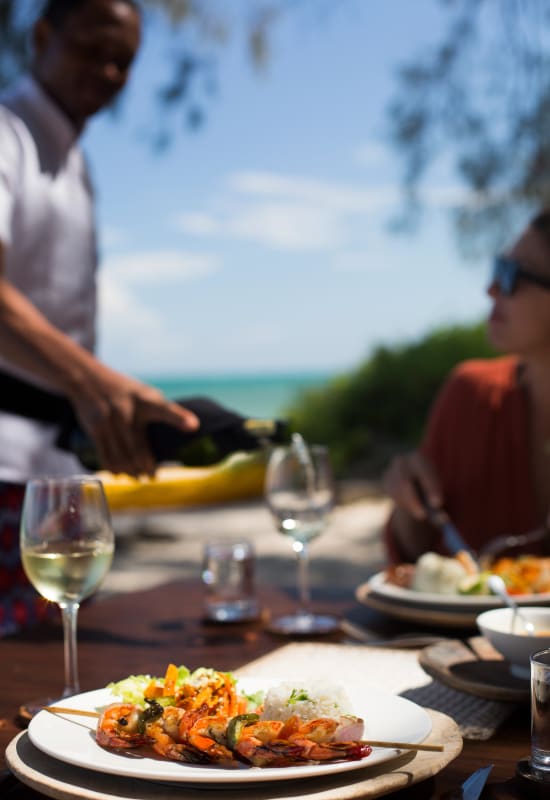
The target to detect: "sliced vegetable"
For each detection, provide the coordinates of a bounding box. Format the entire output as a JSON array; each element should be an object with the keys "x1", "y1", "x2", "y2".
[
  {"x1": 107, "y1": 674, "x2": 157, "y2": 707},
  {"x1": 227, "y1": 713, "x2": 259, "y2": 749},
  {"x1": 458, "y1": 572, "x2": 491, "y2": 595}
]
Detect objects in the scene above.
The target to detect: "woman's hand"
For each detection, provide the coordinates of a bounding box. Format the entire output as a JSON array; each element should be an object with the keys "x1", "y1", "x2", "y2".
[
  {"x1": 383, "y1": 450, "x2": 443, "y2": 519},
  {"x1": 383, "y1": 451, "x2": 445, "y2": 563}
]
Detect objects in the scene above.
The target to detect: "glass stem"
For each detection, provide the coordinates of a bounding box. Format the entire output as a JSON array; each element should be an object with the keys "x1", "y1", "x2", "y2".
[
  {"x1": 59, "y1": 601, "x2": 80, "y2": 697},
  {"x1": 295, "y1": 542, "x2": 311, "y2": 616}
]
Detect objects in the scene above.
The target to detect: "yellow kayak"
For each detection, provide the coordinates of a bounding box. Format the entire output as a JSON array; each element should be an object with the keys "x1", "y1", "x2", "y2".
[{"x1": 97, "y1": 451, "x2": 268, "y2": 512}]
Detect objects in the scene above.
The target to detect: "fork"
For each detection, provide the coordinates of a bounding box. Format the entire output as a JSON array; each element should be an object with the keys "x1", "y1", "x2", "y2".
[{"x1": 479, "y1": 525, "x2": 549, "y2": 561}]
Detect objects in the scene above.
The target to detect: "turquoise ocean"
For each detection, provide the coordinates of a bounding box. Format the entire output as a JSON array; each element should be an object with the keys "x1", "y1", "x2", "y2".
[{"x1": 144, "y1": 371, "x2": 336, "y2": 420}]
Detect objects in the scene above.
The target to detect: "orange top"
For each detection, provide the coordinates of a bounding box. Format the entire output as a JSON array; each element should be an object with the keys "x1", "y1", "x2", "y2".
[{"x1": 384, "y1": 356, "x2": 540, "y2": 563}]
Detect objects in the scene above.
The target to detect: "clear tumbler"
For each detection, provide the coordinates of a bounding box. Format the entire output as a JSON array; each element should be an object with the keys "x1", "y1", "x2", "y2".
[
  {"x1": 531, "y1": 647, "x2": 550, "y2": 781},
  {"x1": 201, "y1": 539, "x2": 259, "y2": 622}
]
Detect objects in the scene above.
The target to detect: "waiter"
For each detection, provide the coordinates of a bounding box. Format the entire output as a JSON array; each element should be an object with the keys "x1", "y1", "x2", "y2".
[{"x1": 0, "y1": 0, "x2": 198, "y2": 634}]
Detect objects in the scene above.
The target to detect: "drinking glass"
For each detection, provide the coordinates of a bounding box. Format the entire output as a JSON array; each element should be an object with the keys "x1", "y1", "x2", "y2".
[
  {"x1": 19, "y1": 476, "x2": 114, "y2": 716},
  {"x1": 265, "y1": 436, "x2": 337, "y2": 634},
  {"x1": 531, "y1": 647, "x2": 550, "y2": 781},
  {"x1": 202, "y1": 539, "x2": 260, "y2": 622}
]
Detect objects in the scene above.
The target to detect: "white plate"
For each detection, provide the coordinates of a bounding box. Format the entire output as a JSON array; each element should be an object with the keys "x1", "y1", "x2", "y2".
[
  {"x1": 28, "y1": 680, "x2": 432, "y2": 785},
  {"x1": 367, "y1": 571, "x2": 550, "y2": 608},
  {"x1": 356, "y1": 572, "x2": 550, "y2": 628}
]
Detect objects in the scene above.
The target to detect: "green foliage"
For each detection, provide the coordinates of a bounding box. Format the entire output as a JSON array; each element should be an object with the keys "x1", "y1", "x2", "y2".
[
  {"x1": 285, "y1": 320, "x2": 496, "y2": 478},
  {"x1": 388, "y1": 0, "x2": 550, "y2": 255}
]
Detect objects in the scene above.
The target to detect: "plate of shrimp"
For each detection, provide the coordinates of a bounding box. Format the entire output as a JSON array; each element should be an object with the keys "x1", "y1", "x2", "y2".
[{"x1": 27, "y1": 670, "x2": 432, "y2": 785}]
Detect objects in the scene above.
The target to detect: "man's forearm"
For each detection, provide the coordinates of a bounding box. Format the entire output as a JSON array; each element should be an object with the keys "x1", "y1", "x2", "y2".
[{"x1": 0, "y1": 277, "x2": 98, "y2": 396}]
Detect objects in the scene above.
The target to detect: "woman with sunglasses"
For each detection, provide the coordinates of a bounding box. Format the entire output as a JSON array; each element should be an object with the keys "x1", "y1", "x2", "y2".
[{"x1": 383, "y1": 210, "x2": 550, "y2": 563}]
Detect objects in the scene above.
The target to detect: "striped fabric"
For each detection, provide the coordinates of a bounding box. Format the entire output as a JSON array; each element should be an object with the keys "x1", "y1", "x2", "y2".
[{"x1": 0, "y1": 482, "x2": 52, "y2": 637}]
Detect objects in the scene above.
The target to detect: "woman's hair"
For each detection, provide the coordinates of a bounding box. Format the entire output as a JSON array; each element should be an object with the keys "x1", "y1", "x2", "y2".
[
  {"x1": 530, "y1": 210, "x2": 550, "y2": 249},
  {"x1": 41, "y1": 0, "x2": 140, "y2": 29}
]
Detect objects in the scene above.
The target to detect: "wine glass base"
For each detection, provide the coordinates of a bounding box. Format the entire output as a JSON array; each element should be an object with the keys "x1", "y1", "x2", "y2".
[
  {"x1": 18, "y1": 695, "x2": 64, "y2": 722},
  {"x1": 268, "y1": 612, "x2": 339, "y2": 635}
]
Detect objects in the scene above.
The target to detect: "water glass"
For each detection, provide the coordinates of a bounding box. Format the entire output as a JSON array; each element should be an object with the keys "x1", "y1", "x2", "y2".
[
  {"x1": 531, "y1": 647, "x2": 550, "y2": 781},
  {"x1": 201, "y1": 539, "x2": 259, "y2": 622}
]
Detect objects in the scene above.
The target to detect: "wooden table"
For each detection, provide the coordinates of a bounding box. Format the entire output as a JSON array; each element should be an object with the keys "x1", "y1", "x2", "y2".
[{"x1": 0, "y1": 580, "x2": 535, "y2": 799}]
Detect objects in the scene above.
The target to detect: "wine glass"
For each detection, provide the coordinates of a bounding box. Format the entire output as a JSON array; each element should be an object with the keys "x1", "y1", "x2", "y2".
[
  {"x1": 19, "y1": 476, "x2": 114, "y2": 717},
  {"x1": 265, "y1": 435, "x2": 337, "y2": 634}
]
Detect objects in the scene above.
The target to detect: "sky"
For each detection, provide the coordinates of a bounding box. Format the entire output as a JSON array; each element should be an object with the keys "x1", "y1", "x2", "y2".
[{"x1": 82, "y1": 0, "x2": 498, "y2": 379}]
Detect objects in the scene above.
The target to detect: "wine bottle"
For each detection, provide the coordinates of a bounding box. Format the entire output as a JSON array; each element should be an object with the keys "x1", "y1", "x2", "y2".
[
  {"x1": 56, "y1": 396, "x2": 289, "y2": 470},
  {"x1": 0, "y1": 371, "x2": 289, "y2": 470}
]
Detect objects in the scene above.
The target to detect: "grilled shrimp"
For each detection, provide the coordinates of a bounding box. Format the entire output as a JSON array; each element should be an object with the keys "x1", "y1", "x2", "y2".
[
  {"x1": 182, "y1": 712, "x2": 239, "y2": 767},
  {"x1": 144, "y1": 705, "x2": 238, "y2": 766},
  {"x1": 96, "y1": 701, "x2": 162, "y2": 748},
  {"x1": 231, "y1": 719, "x2": 301, "y2": 767},
  {"x1": 144, "y1": 706, "x2": 208, "y2": 763},
  {"x1": 234, "y1": 715, "x2": 371, "y2": 767}
]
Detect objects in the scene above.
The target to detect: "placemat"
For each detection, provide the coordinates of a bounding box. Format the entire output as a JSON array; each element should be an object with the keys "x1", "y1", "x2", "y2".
[
  {"x1": 6, "y1": 710, "x2": 461, "y2": 800},
  {"x1": 236, "y1": 642, "x2": 514, "y2": 741}
]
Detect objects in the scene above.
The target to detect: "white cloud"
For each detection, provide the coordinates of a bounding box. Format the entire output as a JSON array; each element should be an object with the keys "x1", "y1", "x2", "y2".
[
  {"x1": 230, "y1": 170, "x2": 485, "y2": 213},
  {"x1": 96, "y1": 249, "x2": 219, "y2": 371},
  {"x1": 179, "y1": 201, "x2": 346, "y2": 251},
  {"x1": 175, "y1": 172, "x2": 398, "y2": 253},
  {"x1": 229, "y1": 203, "x2": 346, "y2": 250},
  {"x1": 102, "y1": 250, "x2": 220, "y2": 282},
  {"x1": 99, "y1": 273, "x2": 159, "y2": 330},
  {"x1": 174, "y1": 170, "x2": 483, "y2": 256},
  {"x1": 97, "y1": 271, "x2": 194, "y2": 372},
  {"x1": 228, "y1": 171, "x2": 400, "y2": 212}
]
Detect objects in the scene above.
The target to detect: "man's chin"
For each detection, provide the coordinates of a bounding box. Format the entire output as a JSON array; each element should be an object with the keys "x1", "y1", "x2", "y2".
[{"x1": 79, "y1": 91, "x2": 121, "y2": 120}]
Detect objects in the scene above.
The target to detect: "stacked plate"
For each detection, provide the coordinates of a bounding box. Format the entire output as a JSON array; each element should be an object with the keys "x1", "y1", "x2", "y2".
[{"x1": 356, "y1": 571, "x2": 550, "y2": 628}]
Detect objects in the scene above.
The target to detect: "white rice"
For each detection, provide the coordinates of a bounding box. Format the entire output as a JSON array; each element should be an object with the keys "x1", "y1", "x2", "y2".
[
  {"x1": 412, "y1": 552, "x2": 468, "y2": 594},
  {"x1": 260, "y1": 680, "x2": 353, "y2": 722}
]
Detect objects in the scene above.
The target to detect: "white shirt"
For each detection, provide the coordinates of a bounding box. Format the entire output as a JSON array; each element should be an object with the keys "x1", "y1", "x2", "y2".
[{"x1": 0, "y1": 76, "x2": 97, "y2": 481}]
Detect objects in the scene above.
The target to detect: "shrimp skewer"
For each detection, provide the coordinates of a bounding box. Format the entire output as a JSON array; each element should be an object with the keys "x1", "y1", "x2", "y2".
[
  {"x1": 144, "y1": 706, "x2": 213, "y2": 764},
  {"x1": 97, "y1": 703, "x2": 240, "y2": 766},
  {"x1": 96, "y1": 704, "x2": 372, "y2": 768},
  {"x1": 233, "y1": 715, "x2": 372, "y2": 767}
]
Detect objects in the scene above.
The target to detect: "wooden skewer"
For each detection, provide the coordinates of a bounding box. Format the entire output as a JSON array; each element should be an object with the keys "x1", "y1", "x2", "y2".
[
  {"x1": 44, "y1": 706, "x2": 100, "y2": 718},
  {"x1": 362, "y1": 739, "x2": 444, "y2": 752},
  {"x1": 43, "y1": 707, "x2": 444, "y2": 751}
]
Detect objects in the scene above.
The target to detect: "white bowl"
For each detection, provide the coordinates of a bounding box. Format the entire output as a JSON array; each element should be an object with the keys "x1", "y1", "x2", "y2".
[{"x1": 476, "y1": 607, "x2": 550, "y2": 679}]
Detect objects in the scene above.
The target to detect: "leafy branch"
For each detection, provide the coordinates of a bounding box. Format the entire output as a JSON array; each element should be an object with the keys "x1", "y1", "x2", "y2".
[{"x1": 388, "y1": 0, "x2": 550, "y2": 254}]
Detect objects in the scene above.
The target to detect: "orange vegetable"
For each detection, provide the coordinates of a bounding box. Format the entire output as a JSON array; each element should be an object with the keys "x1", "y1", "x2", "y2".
[{"x1": 162, "y1": 663, "x2": 179, "y2": 697}]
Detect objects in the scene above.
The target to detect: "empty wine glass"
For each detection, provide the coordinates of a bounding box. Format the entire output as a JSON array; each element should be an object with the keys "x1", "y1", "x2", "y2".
[
  {"x1": 265, "y1": 435, "x2": 337, "y2": 634},
  {"x1": 19, "y1": 476, "x2": 114, "y2": 717}
]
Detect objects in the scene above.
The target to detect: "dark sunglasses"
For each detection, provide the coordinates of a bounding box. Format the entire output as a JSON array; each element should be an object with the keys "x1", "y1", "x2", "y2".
[{"x1": 491, "y1": 255, "x2": 550, "y2": 296}]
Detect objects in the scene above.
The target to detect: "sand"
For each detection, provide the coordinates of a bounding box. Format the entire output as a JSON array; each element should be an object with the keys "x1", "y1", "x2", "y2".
[{"x1": 103, "y1": 492, "x2": 391, "y2": 598}]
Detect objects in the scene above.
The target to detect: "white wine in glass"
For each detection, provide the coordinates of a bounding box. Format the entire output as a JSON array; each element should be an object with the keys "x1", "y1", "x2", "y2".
[
  {"x1": 19, "y1": 476, "x2": 114, "y2": 717},
  {"x1": 265, "y1": 435, "x2": 337, "y2": 634}
]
